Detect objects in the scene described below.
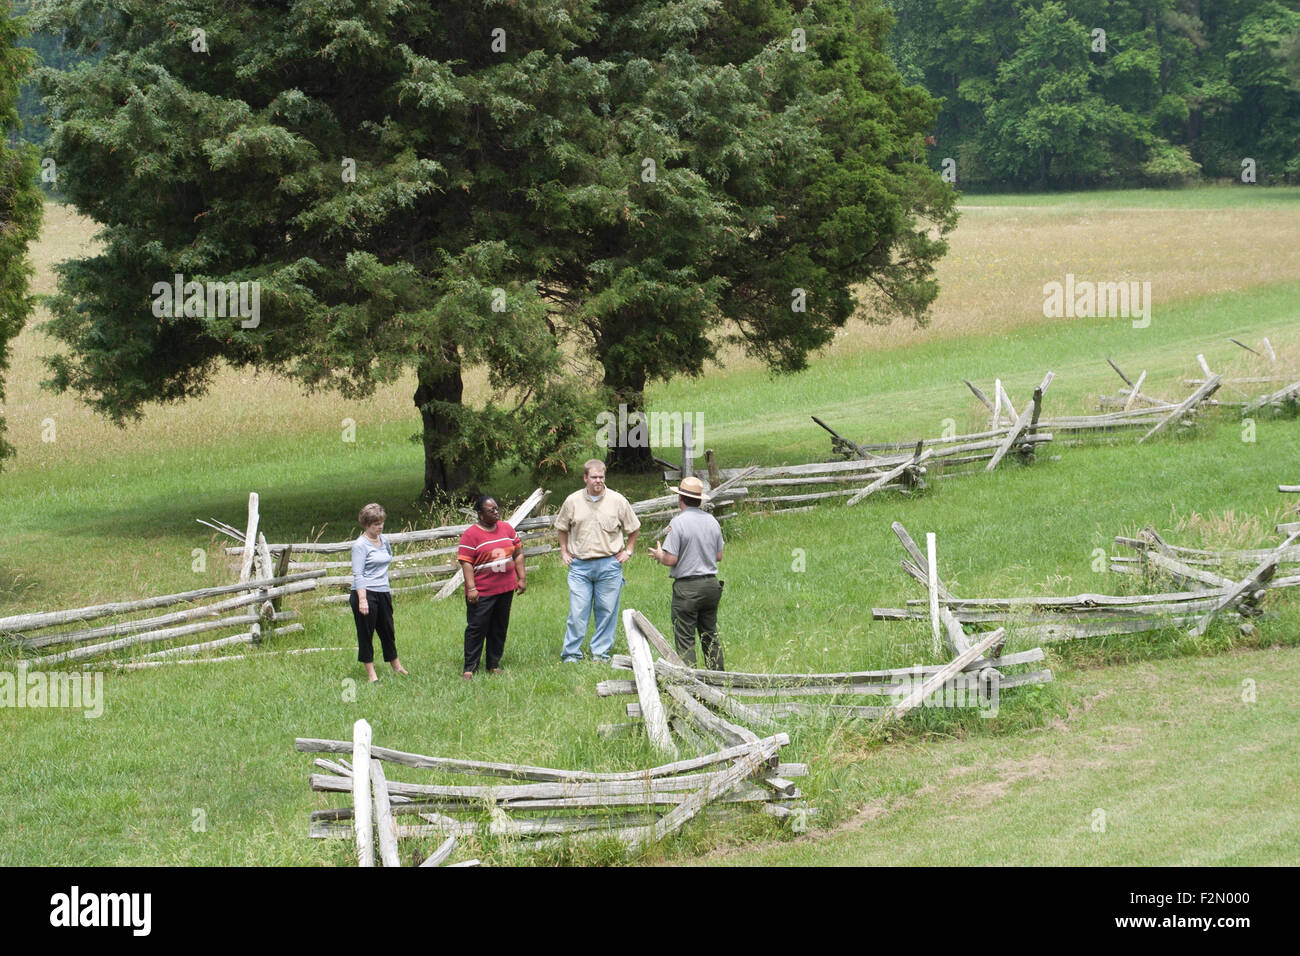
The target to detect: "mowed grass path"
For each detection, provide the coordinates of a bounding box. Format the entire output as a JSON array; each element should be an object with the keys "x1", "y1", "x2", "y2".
[
  {"x1": 704, "y1": 646, "x2": 1300, "y2": 867},
  {"x1": 2, "y1": 188, "x2": 1299, "y2": 865}
]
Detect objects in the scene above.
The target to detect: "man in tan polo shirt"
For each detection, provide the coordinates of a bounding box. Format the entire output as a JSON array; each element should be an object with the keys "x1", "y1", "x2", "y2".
[{"x1": 554, "y1": 459, "x2": 640, "y2": 662}]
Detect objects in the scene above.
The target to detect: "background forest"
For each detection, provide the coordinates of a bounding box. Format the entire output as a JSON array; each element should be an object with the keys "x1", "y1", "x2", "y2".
[{"x1": 16, "y1": 0, "x2": 1300, "y2": 188}]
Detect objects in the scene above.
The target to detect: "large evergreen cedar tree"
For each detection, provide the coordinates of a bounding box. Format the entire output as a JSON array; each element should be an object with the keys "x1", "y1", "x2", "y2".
[
  {"x1": 34, "y1": 0, "x2": 955, "y2": 494},
  {"x1": 0, "y1": 7, "x2": 43, "y2": 470}
]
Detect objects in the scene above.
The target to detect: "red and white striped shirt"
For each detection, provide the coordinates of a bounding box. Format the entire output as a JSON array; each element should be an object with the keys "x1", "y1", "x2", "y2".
[{"x1": 456, "y1": 521, "x2": 521, "y2": 596}]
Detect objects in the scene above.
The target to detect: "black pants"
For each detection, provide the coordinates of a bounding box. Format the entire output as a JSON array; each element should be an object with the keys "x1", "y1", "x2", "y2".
[
  {"x1": 464, "y1": 590, "x2": 513, "y2": 673},
  {"x1": 672, "y1": 575, "x2": 724, "y2": 670},
  {"x1": 350, "y1": 590, "x2": 396, "y2": 664}
]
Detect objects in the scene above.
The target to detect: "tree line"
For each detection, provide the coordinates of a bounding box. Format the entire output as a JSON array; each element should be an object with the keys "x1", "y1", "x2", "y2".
[{"x1": 886, "y1": 0, "x2": 1300, "y2": 187}]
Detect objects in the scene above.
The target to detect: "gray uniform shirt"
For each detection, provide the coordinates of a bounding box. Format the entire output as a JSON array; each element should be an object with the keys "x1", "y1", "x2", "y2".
[{"x1": 662, "y1": 507, "x2": 724, "y2": 579}]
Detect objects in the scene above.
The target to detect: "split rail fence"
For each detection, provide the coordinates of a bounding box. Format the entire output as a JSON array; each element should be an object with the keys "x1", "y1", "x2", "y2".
[
  {"x1": 662, "y1": 373, "x2": 1056, "y2": 515},
  {"x1": 1, "y1": 492, "x2": 317, "y2": 669},
  {"x1": 298, "y1": 715, "x2": 795, "y2": 862},
  {"x1": 662, "y1": 352, "x2": 1275, "y2": 512},
  {"x1": 873, "y1": 517, "x2": 1300, "y2": 643},
  {"x1": 1102, "y1": 342, "x2": 1300, "y2": 416},
  {"x1": 600, "y1": 607, "x2": 1049, "y2": 737},
  {"x1": 233, "y1": 480, "x2": 752, "y2": 608}
]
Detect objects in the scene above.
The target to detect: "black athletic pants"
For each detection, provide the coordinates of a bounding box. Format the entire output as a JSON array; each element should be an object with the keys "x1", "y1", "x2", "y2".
[
  {"x1": 464, "y1": 590, "x2": 513, "y2": 673},
  {"x1": 349, "y1": 590, "x2": 397, "y2": 664}
]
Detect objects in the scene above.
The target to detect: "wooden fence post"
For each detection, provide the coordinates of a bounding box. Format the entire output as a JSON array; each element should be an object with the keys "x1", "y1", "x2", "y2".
[
  {"x1": 706, "y1": 449, "x2": 721, "y2": 486},
  {"x1": 681, "y1": 419, "x2": 694, "y2": 480},
  {"x1": 238, "y1": 492, "x2": 260, "y2": 583},
  {"x1": 926, "y1": 533, "x2": 941, "y2": 656},
  {"x1": 352, "y1": 719, "x2": 374, "y2": 867},
  {"x1": 371, "y1": 758, "x2": 401, "y2": 867},
  {"x1": 623, "y1": 610, "x2": 678, "y2": 758},
  {"x1": 271, "y1": 545, "x2": 293, "y2": 613}
]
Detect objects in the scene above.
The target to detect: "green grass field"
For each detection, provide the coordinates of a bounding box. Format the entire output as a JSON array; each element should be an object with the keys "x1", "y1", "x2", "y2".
[
  {"x1": 2, "y1": 187, "x2": 1299, "y2": 866},
  {"x1": 699, "y1": 646, "x2": 1300, "y2": 867}
]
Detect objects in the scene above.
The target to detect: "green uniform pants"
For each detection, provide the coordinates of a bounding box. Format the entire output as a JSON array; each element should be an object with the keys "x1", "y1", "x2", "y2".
[{"x1": 671, "y1": 575, "x2": 724, "y2": 670}]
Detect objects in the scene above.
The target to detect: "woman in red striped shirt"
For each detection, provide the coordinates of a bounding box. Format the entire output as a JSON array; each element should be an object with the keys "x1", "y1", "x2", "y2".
[{"x1": 455, "y1": 495, "x2": 527, "y2": 679}]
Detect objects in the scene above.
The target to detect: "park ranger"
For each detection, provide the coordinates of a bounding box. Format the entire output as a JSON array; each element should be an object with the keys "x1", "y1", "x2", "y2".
[{"x1": 647, "y1": 475, "x2": 726, "y2": 670}]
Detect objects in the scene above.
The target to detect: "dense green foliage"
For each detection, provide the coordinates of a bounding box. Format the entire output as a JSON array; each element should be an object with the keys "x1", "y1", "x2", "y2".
[
  {"x1": 11, "y1": 0, "x2": 83, "y2": 150},
  {"x1": 30, "y1": 0, "x2": 953, "y2": 492},
  {"x1": 19, "y1": 1, "x2": 1300, "y2": 189},
  {"x1": 887, "y1": 0, "x2": 1300, "y2": 186},
  {"x1": 0, "y1": 4, "x2": 43, "y2": 470}
]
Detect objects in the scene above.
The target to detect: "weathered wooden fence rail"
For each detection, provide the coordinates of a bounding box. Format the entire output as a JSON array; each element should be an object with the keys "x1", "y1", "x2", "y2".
[
  {"x1": 3, "y1": 492, "x2": 317, "y2": 668},
  {"x1": 872, "y1": 516, "x2": 1300, "y2": 646},
  {"x1": 222, "y1": 485, "x2": 749, "y2": 606},
  {"x1": 298, "y1": 717, "x2": 796, "y2": 864}
]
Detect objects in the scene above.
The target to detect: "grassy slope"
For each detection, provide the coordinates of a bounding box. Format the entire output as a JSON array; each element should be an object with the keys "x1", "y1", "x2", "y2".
[
  {"x1": 705, "y1": 646, "x2": 1300, "y2": 867},
  {"x1": 2, "y1": 188, "x2": 1299, "y2": 865}
]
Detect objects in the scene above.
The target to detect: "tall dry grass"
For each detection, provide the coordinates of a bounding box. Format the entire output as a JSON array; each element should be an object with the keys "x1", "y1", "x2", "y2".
[
  {"x1": 6, "y1": 196, "x2": 1300, "y2": 467},
  {"x1": 786, "y1": 204, "x2": 1300, "y2": 355}
]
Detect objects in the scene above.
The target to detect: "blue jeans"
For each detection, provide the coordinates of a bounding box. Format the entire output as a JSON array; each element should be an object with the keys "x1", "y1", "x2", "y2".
[{"x1": 563, "y1": 556, "x2": 625, "y2": 660}]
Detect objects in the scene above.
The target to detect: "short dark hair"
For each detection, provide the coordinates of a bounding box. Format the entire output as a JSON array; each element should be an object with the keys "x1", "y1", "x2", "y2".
[{"x1": 474, "y1": 495, "x2": 498, "y2": 516}]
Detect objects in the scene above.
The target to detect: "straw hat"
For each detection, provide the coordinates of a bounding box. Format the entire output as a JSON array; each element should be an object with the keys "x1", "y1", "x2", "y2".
[{"x1": 669, "y1": 475, "x2": 710, "y2": 503}]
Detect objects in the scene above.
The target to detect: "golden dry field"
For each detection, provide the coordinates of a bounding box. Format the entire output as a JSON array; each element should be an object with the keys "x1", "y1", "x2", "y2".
[{"x1": 6, "y1": 193, "x2": 1300, "y2": 468}]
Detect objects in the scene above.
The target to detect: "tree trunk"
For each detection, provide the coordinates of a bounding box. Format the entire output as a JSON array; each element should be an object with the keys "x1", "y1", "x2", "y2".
[
  {"x1": 600, "y1": 359, "x2": 657, "y2": 473},
  {"x1": 414, "y1": 343, "x2": 472, "y2": 499}
]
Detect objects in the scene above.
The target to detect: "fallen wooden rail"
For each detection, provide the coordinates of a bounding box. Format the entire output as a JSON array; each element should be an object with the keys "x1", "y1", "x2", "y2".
[{"x1": 298, "y1": 719, "x2": 798, "y2": 862}]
